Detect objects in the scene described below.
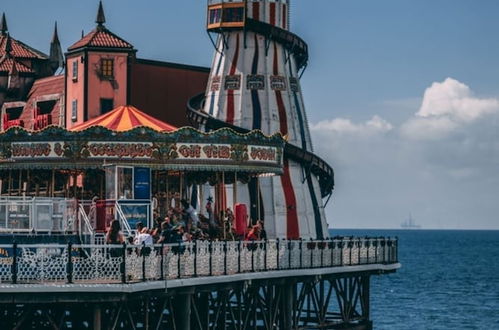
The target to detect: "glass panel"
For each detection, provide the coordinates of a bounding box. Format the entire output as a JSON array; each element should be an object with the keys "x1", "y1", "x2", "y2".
[
  {"x1": 117, "y1": 167, "x2": 133, "y2": 200},
  {"x1": 105, "y1": 166, "x2": 116, "y2": 200},
  {"x1": 35, "y1": 204, "x2": 52, "y2": 231}
]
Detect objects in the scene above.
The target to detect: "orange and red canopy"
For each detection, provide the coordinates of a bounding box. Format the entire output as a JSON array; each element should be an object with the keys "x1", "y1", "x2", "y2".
[{"x1": 71, "y1": 105, "x2": 177, "y2": 132}]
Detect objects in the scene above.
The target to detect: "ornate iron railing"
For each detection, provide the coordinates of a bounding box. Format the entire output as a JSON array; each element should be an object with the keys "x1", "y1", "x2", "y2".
[{"x1": 0, "y1": 237, "x2": 398, "y2": 285}]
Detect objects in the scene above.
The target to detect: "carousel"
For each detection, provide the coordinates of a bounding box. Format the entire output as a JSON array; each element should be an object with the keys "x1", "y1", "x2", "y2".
[{"x1": 0, "y1": 105, "x2": 284, "y2": 241}]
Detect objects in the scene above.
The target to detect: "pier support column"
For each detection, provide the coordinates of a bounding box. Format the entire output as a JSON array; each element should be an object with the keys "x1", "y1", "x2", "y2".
[
  {"x1": 280, "y1": 281, "x2": 295, "y2": 329},
  {"x1": 93, "y1": 304, "x2": 101, "y2": 330},
  {"x1": 174, "y1": 288, "x2": 193, "y2": 330}
]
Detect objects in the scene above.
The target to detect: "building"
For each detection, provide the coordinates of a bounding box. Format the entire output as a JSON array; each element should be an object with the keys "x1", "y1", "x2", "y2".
[{"x1": 0, "y1": 3, "x2": 209, "y2": 132}]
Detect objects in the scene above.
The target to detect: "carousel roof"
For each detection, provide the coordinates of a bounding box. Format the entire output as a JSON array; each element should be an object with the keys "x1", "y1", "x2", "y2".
[{"x1": 71, "y1": 105, "x2": 177, "y2": 132}]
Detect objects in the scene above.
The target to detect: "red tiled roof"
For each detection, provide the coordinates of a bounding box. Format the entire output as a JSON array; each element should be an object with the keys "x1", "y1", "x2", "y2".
[
  {"x1": 0, "y1": 35, "x2": 48, "y2": 59},
  {"x1": 68, "y1": 28, "x2": 133, "y2": 51},
  {"x1": 27, "y1": 75, "x2": 65, "y2": 98},
  {"x1": 22, "y1": 75, "x2": 65, "y2": 130},
  {"x1": 0, "y1": 57, "x2": 34, "y2": 73}
]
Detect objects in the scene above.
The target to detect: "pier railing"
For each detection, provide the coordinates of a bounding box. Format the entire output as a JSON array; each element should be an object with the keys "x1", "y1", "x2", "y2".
[{"x1": 0, "y1": 237, "x2": 398, "y2": 285}]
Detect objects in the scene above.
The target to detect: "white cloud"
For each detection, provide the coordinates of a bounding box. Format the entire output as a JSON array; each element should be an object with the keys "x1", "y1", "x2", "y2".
[
  {"x1": 401, "y1": 78, "x2": 499, "y2": 140},
  {"x1": 311, "y1": 115, "x2": 393, "y2": 136}
]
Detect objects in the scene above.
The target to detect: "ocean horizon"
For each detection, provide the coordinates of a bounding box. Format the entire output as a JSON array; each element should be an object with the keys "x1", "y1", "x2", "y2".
[{"x1": 330, "y1": 229, "x2": 499, "y2": 329}]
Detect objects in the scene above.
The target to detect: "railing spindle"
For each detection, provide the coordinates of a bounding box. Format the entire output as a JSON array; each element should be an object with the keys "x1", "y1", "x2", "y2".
[
  {"x1": 66, "y1": 242, "x2": 73, "y2": 284},
  {"x1": 12, "y1": 242, "x2": 17, "y2": 284},
  {"x1": 121, "y1": 242, "x2": 126, "y2": 284}
]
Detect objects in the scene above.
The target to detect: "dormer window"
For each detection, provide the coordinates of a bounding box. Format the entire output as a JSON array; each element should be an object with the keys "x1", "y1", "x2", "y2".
[{"x1": 100, "y1": 59, "x2": 114, "y2": 80}]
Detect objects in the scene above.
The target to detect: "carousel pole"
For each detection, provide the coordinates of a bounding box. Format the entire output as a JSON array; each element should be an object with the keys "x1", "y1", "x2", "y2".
[
  {"x1": 233, "y1": 172, "x2": 237, "y2": 209},
  {"x1": 256, "y1": 175, "x2": 260, "y2": 224},
  {"x1": 51, "y1": 169, "x2": 55, "y2": 198},
  {"x1": 27, "y1": 169, "x2": 31, "y2": 197},
  {"x1": 166, "y1": 173, "x2": 169, "y2": 209},
  {"x1": 180, "y1": 172, "x2": 183, "y2": 201},
  {"x1": 99, "y1": 171, "x2": 104, "y2": 199},
  {"x1": 18, "y1": 169, "x2": 22, "y2": 196},
  {"x1": 222, "y1": 171, "x2": 226, "y2": 240},
  {"x1": 73, "y1": 173, "x2": 77, "y2": 199},
  {"x1": 8, "y1": 170, "x2": 12, "y2": 196}
]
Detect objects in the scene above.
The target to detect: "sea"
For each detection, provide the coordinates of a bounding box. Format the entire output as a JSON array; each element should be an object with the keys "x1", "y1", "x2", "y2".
[{"x1": 332, "y1": 229, "x2": 499, "y2": 330}]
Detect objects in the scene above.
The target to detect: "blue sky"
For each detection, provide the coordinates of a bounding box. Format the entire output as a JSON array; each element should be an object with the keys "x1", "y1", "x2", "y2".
[{"x1": 3, "y1": 0, "x2": 499, "y2": 229}]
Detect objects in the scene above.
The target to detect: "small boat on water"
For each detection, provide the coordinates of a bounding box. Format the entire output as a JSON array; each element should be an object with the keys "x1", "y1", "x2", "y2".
[{"x1": 401, "y1": 213, "x2": 421, "y2": 229}]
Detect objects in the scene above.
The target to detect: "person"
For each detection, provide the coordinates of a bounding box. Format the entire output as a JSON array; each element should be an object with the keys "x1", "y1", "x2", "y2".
[
  {"x1": 106, "y1": 220, "x2": 124, "y2": 257},
  {"x1": 181, "y1": 199, "x2": 199, "y2": 230},
  {"x1": 245, "y1": 224, "x2": 260, "y2": 241},
  {"x1": 257, "y1": 220, "x2": 267, "y2": 240},
  {"x1": 135, "y1": 227, "x2": 153, "y2": 256},
  {"x1": 106, "y1": 219, "x2": 125, "y2": 244},
  {"x1": 157, "y1": 219, "x2": 173, "y2": 244}
]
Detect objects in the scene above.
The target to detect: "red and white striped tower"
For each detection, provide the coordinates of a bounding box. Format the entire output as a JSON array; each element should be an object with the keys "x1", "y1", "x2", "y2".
[{"x1": 202, "y1": 0, "x2": 329, "y2": 239}]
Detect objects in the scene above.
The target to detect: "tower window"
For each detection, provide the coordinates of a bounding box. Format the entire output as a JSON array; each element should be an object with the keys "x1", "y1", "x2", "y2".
[
  {"x1": 100, "y1": 98, "x2": 114, "y2": 114},
  {"x1": 223, "y1": 7, "x2": 244, "y2": 23},
  {"x1": 209, "y1": 8, "x2": 222, "y2": 25},
  {"x1": 72, "y1": 61, "x2": 78, "y2": 81},
  {"x1": 100, "y1": 59, "x2": 114, "y2": 80},
  {"x1": 71, "y1": 100, "x2": 78, "y2": 122}
]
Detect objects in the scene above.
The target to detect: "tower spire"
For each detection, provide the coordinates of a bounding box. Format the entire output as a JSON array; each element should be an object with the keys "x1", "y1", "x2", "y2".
[
  {"x1": 96, "y1": 1, "x2": 106, "y2": 28},
  {"x1": 50, "y1": 22, "x2": 64, "y2": 72},
  {"x1": 0, "y1": 13, "x2": 7, "y2": 35},
  {"x1": 3, "y1": 33, "x2": 12, "y2": 57}
]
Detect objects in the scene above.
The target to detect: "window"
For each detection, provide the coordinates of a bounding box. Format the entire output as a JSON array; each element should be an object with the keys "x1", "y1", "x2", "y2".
[
  {"x1": 223, "y1": 7, "x2": 244, "y2": 23},
  {"x1": 208, "y1": 8, "x2": 222, "y2": 24},
  {"x1": 100, "y1": 59, "x2": 114, "y2": 79},
  {"x1": 71, "y1": 100, "x2": 78, "y2": 122},
  {"x1": 72, "y1": 61, "x2": 78, "y2": 81},
  {"x1": 100, "y1": 98, "x2": 114, "y2": 114}
]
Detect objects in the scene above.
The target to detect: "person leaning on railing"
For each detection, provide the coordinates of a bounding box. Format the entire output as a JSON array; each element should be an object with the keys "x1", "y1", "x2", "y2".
[{"x1": 106, "y1": 219, "x2": 125, "y2": 258}]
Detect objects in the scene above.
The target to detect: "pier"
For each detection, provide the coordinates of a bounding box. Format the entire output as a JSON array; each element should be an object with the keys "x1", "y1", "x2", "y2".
[{"x1": 0, "y1": 237, "x2": 399, "y2": 329}]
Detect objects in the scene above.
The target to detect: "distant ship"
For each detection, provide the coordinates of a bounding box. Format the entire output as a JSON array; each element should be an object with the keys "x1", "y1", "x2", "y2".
[{"x1": 401, "y1": 214, "x2": 421, "y2": 229}]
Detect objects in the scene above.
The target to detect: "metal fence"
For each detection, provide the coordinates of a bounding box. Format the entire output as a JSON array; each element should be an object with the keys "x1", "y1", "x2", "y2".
[{"x1": 0, "y1": 237, "x2": 398, "y2": 285}]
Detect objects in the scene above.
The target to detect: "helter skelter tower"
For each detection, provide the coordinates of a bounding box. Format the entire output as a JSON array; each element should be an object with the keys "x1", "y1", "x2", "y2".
[{"x1": 199, "y1": 0, "x2": 334, "y2": 239}]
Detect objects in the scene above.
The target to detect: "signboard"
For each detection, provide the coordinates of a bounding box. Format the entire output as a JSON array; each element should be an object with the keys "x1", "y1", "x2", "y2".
[
  {"x1": 289, "y1": 77, "x2": 300, "y2": 92},
  {"x1": 134, "y1": 168, "x2": 151, "y2": 200},
  {"x1": 247, "y1": 75, "x2": 265, "y2": 90},
  {"x1": 270, "y1": 76, "x2": 287, "y2": 91},
  {"x1": 8, "y1": 141, "x2": 281, "y2": 167},
  {"x1": 210, "y1": 76, "x2": 221, "y2": 91},
  {"x1": 119, "y1": 202, "x2": 150, "y2": 230},
  {"x1": 224, "y1": 75, "x2": 241, "y2": 90},
  {"x1": 87, "y1": 142, "x2": 153, "y2": 159},
  {"x1": 11, "y1": 142, "x2": 63, "y2": 159},
  {"x1": 176, "y1": 143, "x2": 279, "y2": 165}
]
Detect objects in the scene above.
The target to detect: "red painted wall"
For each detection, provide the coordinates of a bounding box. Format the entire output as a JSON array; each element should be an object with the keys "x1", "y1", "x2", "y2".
[{"x1": 129, "y1": 59, "x2": 209, "y2": 127}]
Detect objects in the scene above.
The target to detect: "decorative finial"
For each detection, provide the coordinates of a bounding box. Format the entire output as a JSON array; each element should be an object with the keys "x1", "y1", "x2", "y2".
[
  {"x1": 0, "y1": 13, "x2": 7, "y2": 35},
  {"x1": 96, "y1": 1, "x2": 106, "y2": 28}
]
